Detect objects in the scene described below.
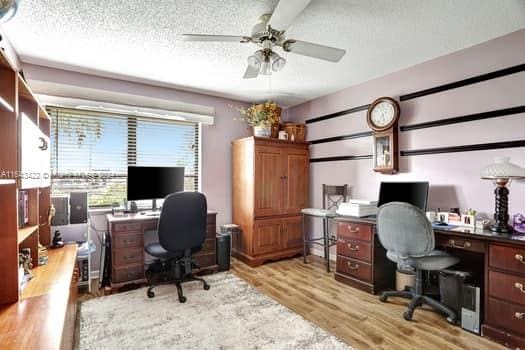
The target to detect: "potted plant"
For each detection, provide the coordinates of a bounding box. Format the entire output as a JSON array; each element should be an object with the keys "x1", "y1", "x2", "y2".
[{"x1": 237, "y1": 100, "x2": 281, "y2": 138}]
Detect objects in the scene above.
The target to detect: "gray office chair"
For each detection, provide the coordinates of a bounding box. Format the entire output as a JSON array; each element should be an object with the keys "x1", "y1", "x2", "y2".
[
  {"x1": 376, "y1": 202, "x2": 459, "y2": 323},
  {"x1": 145, "y1": 192, "x2": 210, "y2": 303}
]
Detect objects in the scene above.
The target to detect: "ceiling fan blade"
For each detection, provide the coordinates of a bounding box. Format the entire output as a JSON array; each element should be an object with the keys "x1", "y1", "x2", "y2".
[
  {"x1": 283, "y1": 40, "x2": 346, "y2": 62},
  {"x1": 267, "y1": 0, "x2": 311, "y2": 31},
  {"x1": 243, "y1": 64, "x2": 259, "y2": 79},
  {"x1": 178, "y1": 34, "x2": 250, "y2": 43}
]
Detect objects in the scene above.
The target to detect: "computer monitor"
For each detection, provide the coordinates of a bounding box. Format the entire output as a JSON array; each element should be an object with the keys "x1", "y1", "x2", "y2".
[
  {"x1": 377, "y1": 181, "x2": 429, "y2": 210},
  {"x1": 127, "y1": 166, "x2": 185, "y2": 210}
]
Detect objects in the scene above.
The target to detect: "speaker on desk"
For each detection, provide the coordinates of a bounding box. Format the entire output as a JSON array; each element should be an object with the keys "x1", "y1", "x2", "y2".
[
  {"x1": 70, "y1": 192, "x2": 88, "y2": 224},
  {"x1": 51, "y1": 196, "x2": 69, "y2": 226}
]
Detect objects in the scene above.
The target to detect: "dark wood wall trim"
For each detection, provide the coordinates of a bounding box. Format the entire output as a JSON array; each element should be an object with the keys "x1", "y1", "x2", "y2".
[
  {"x1": 399, "y1": 63, "x2": 525, "y2": 102},
  {"x1": 400, "y1": 105, "x2": 525, "y2": 132},
  {"x1": 310, "y1": 155, "x2": 373, "y2": 163},
  {"x1": 309, "y1": 131, "x2": 373, "y2": 145},
  {"x1": 305, "y1": 104, "x2": 369, "y2": 124},
  {"x1": 400, "y1": 140, "x2": 525, "y2": 157}
]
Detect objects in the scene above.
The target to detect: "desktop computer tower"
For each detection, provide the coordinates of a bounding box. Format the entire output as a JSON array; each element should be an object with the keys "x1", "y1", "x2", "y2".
[
  {"x1": 51, "y1": 196, "x2": 69, "y2": 226},
  {"x1": 70, "y1": 192, "x2": 88, "y2": 224},
  {"x1": 461, "y1": 284, "x2": 481, "y2": 334}
]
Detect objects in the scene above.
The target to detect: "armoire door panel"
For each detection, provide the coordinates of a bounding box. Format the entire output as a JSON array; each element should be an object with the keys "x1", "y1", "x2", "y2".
[
  {"x1": 282, "y1": 216, "x2": 303, "y2": 249},
  {"x1": 254, "y1": 147, "x2": 283, "y2": 217},
  {"x1": 283, "y1": 150, "x2": 309, "y2": 214},
  {"x1": 253, "y1": 219, "x2": 282, "y2": 255}
]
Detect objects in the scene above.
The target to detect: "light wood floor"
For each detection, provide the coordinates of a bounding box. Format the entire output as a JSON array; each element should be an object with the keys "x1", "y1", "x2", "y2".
[{"x1": 231, "y1": 256, "x2": 503, "y2": 350}]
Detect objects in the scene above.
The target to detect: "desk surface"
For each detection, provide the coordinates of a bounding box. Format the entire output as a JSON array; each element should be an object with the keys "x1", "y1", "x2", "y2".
[
  {"x1": 336, "y1": 215, "x2": 525, "y2": 246},
  {"x1": 107, "y1": 210, "x2": 217, "y2": 223}
]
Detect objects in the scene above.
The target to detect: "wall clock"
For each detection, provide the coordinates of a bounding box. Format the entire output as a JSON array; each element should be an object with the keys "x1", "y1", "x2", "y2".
[{"x1": 366, "y1": 97, "x2": 401, "y2": 174}]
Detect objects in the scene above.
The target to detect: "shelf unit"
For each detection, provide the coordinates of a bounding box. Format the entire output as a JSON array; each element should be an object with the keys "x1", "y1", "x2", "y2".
[{"x1": 0, "y1": 48, "x2": 52, "y2": 305}]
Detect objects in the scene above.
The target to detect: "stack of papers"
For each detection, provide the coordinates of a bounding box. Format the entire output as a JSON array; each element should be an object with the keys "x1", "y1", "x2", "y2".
[{"x1": 337, "y1": 199, "x2": 378, "y2": 217}]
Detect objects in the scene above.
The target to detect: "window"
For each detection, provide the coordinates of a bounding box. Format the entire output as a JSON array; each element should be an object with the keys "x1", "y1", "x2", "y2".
[{"x1": 47, "y1": 106, "x2": 199, "y2": 207}]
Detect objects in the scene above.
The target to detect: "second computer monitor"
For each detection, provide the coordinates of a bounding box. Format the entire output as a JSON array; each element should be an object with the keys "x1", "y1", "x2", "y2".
[{"x1": 377, "y1": 181, "x2": 429, "y2": 210}]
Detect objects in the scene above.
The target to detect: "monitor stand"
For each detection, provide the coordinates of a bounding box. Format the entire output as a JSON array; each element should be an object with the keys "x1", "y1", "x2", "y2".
[{"x1": 139, "y1": 199, "x2": 161, "y2": 216}]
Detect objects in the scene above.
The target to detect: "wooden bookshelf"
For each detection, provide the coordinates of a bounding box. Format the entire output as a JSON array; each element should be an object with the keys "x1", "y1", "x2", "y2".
[
  {"x1": 17, "y1": 225, "x2": 39, "y2": 244},
  {"x1": 0, "y1": 47, "x2": 52, "y2": 305}
]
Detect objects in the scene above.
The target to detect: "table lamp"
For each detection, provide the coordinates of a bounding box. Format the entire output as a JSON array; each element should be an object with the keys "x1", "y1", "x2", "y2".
[{"x1": 481, "y1": 157, "x2": 525, "y2": 234}]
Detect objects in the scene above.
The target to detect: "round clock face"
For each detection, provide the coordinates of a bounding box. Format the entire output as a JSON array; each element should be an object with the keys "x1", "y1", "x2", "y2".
[
  {"x1": 367, "y1": 97, "x2": 400, "y2": 131},
  {"x1": 371, "y1": 101, "x2": 395, "y2": 128}
]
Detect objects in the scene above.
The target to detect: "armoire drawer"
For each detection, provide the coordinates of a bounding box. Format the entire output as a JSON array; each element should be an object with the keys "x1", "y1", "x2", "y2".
[
  {"x1": 337, "y1": 222, "x2": 373, "y2": 242},
  {"x1": 337, "y1": 239, "x2": 372, "y2": 262}
]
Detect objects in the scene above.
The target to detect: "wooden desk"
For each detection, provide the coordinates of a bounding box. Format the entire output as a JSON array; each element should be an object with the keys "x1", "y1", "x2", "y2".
[
  {"x1": 106, "y1": 211, "x2": 218, "y2": 291},
  {"x1": 0, "y1": 244, "x2": 78, "y2": 350},
  {"x1": 334, "y1": 215, "x2": 525, "y2": 349}
]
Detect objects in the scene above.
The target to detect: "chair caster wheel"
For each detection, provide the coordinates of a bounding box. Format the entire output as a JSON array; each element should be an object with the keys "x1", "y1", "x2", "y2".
[
  {"x1": 403, "y1": 311, "x2": 413, "y2": 321},
  {"x1": 147, "y1": 290, "x2": 155, "y2": 298},
  {"x1": 446, "y1": 316, "x2": 457, "y2": 325},
  {"x1": 203, "y1": 284, "x2": 210, "y2": 290},
  {"x1": 379, "y1": 294, "x2": 387, "y2": 303},
  {"x1": 179, "y1": 296, "x2": 187, "y2": 303}
]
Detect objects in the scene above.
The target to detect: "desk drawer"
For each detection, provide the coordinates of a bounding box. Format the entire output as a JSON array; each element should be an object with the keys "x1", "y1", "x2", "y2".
[
  {"x1": 142, "y1": 220, "x2": 157, "y2": 231},
  {"x1": 195, "y1": 238, "x2": 216, "y2": 256},
  {"x1": 113, "y1": 248, "x2": 143, "y2": 266},
  {"x1": 489, "y1": 270, "x2": 525, "y2": 307},
  {"x1": 336, "y1": 255, "x2": 372, "y2": 282},
  {"x1": 194, "y1": 253, "x2": 216, "y2": 268},
  {"x1": 337, "y1": 239, "x2": 372, "y2": 262},
  {"x1": 113, "y1": 264, "x2": 144, "y2": 283},
  {"x1": 487, "y1": 297, "x2": 525, "y2": 337},
  {"x1": 206, "y1": 224, "x2": 216, "y2": 239},
  {"x1": 435, "y1": 234, "x2": 485, "y2": 253},
  {"x1": 113, "y1": 222, "x2": 142, "y2": 232},
  {"x1": 113, "y1": 231, "x2": 143, "y2": 249},
  {"x1": 490, "y1": 244, "x2": 525, "y2": 275},
  {"x1": 337, "y1": 222, "x2": 372, "y2": 242}
]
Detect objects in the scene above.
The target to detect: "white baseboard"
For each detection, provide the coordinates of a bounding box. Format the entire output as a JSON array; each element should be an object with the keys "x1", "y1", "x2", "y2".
[{"x1": 308, "y1": 247, "x2": 337, "y2": 261}]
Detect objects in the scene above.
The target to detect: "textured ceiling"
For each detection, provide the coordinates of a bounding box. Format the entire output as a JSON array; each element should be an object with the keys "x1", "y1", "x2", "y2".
[{"x1": 3, "y1": 0, "x2": 525, "y2": 107}]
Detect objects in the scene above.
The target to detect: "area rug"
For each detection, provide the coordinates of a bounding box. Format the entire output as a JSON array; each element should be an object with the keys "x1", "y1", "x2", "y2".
[{"x1": 79, "y1": 272, "x2": 351, "y2": 349}]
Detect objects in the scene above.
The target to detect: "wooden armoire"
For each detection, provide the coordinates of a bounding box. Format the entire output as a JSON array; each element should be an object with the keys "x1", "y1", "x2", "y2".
[{"x1": 232, "y1": 136, "x2": 309, "y2": 267}]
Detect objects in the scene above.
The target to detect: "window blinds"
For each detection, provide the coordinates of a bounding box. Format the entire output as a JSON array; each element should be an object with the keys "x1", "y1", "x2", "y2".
[{"x1": 47, "y1": 106, "x2": 199, "y2": 207}]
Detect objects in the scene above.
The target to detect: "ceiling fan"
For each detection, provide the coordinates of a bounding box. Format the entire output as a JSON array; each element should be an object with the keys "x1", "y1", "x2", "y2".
[{"x1": 178, "y1": 0, "x2": 346, "y2": 79}]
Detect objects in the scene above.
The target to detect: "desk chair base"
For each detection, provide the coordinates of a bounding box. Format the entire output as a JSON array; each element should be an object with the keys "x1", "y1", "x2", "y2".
[
  {"x1": 379, "y1": 270, "x2": 458, "y2": 325},
  {"x1": 146, "y1": 257, "x2": 210, "y2": 303}
]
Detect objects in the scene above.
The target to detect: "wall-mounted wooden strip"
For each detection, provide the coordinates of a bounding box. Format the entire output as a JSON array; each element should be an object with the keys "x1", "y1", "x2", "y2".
[
  {"x1": 305, "y1": 104, "x2": 369, "y2": 124},
  {"x1": 310, "y1": 155, "x2": 373, "y2": 163},
  {"x1": 400, "y1": 63, "x2": 525, "y2": 102},
  {"x1": 401, "y1": 140, "x2": 525, "y2": 157},
  {"x1": 309, "y1": 131, "x2": 373, "y2": 145},
  {"x1": 400, "y1": 105, "x2": 525, "y2": 132}
]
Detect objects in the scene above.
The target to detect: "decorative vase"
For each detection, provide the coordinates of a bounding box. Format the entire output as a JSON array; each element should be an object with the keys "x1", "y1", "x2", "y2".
[
  {"x1": 254, "y1": 104, "x2": 281, "y2": 138},
  {"x1": 253, "y1": 125, "x2": 272, "y2": 138}
]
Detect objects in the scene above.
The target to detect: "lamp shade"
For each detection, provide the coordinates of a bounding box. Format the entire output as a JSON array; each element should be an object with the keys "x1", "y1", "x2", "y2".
[{"x1": 481, "y1": 157, "x2": 525, "y2": 180}]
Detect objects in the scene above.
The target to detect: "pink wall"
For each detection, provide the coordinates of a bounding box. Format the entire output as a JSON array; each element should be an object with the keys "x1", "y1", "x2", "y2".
[
  {"x1": 287, "y1": 29, "x2": 525, "y2": 221},
  {"x1": 22, "y1": 64, "x2": 251, "y2": 227}
]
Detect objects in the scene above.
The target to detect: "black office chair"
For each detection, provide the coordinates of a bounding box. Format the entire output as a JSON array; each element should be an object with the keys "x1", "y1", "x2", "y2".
[{"x1": 145, "y1": 192, "x2": 210, "y2": 303}]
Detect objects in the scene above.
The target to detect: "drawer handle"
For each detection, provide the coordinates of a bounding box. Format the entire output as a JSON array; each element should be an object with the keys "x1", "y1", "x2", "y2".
[
  {"x1": 346, "y1": 262, "x2": 359, "y2": 270},
  {"x1": 516, "y1": 282, "x2": 525, "y2": 293},
  {"x1": 448, "y1": 239, "x2": 471, "y2": 249},
  {"x1": 347, "y1": 226, "x2": 360, "y2": 233},
  {"x1": 516, "y1": 254, "x2": 525, "y2": 265},
  {"x1": 347, "y1": 243, "x2": 360, "y2": 251},
  {"x1": 515, "y1": 312, "x2": 525, "y2": 320}
]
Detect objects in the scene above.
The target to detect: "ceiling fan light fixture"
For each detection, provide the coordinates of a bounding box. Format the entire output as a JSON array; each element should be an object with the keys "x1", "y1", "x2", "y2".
[
  {"x1": 260, "y1": 58, "x2": 271, "y2": 75},
  {"x1": 270, "y1": 52, "x2": 286, "y2": 72}
]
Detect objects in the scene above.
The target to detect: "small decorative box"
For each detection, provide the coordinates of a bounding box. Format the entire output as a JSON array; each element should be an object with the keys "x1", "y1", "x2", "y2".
[{"x1": 514, "y1": 213, "x2": 525, "y2": 234}]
